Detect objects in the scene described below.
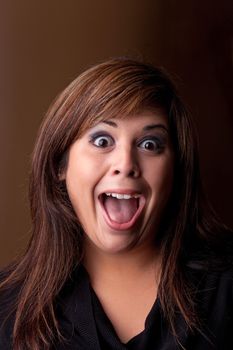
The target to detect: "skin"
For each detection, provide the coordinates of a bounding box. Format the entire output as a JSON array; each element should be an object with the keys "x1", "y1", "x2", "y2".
[
  {"x1": 64, "y1": 110, "x2": 174, "y2": 342},
  {"x1": 65, "y1": 110, "x2": 174, "y2": 255}
]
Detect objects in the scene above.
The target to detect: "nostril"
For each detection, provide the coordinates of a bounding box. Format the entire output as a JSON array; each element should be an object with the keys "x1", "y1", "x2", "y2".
[
  {"x1": 129, "y1": 169, "x2": 136, "y2": 177},
  {"x1": 113, "y1": 168, "x2": 140, "y2": 177}
]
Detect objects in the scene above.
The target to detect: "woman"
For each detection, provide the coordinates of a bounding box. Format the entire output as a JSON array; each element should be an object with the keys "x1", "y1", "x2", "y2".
[{"x1": 0, "y1": 58, "x2": 232, "y2": 350}]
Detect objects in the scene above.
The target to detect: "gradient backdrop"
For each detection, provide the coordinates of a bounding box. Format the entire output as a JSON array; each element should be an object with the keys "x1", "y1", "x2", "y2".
[{"x1": 0, "y1": 0, "x2": 232, "y2": 267}]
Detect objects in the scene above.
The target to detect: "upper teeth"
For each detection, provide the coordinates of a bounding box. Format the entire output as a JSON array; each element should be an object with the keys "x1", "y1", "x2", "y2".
[{"x1": 105, "y1": 193, "x2": 140, "y2": 199}]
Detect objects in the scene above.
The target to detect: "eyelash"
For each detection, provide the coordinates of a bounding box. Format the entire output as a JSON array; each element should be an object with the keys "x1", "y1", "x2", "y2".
[
  {"x1": 89, "y1": 133, "x2": 114, "y2": 148},
  {"x1": 89, "y1": 133, "x2": 166, "y2": 153},
  {"x1": 138, "y1": 136, "x2": 165, "y2": 153}
]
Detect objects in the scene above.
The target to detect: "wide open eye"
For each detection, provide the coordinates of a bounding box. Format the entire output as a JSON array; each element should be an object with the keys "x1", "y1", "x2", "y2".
[
  {"x1": 138, "y1": 137, "x2": 164, "y2": 153},
  {"x1": 90, "y1": 134, "x2": 114, "y2": 148}
]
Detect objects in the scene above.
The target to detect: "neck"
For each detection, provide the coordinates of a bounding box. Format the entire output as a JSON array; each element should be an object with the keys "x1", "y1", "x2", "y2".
[{"x1": 83, "y1": 242, "x2": 161, "y2": 287}]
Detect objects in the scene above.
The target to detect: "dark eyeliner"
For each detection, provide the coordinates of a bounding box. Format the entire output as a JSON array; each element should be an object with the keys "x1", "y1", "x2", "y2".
[
  {"x1": 88, "y1": 131, "x2": 110, "y2": 142},
  {"x1": 88, "y1": 131, "x2": 114, "y2": 147},
  {"x1": 138, "y1": 135, "x2": 166, "y2": 152}
]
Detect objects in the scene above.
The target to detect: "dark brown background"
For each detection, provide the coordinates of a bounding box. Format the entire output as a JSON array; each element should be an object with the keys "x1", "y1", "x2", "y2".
[{"x1": 0, "y1": 0, "x2": 232, "y2": 267}]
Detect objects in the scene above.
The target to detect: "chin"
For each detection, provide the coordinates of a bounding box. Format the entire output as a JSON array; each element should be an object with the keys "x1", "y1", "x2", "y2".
[
  {"x1": 95, "y1": 235, "x2": 136, "y2": 255},
  {"x1": 101, "y1": 242, "x2": 133, "y2": 255}
]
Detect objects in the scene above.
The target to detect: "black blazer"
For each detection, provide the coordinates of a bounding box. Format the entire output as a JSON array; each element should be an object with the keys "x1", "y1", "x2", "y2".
[{"x1": 0, "y1": 264, "x2": 233, "y2": 349}]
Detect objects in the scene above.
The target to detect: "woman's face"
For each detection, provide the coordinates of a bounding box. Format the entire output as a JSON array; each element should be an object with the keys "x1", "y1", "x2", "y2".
[{"x1": 64, "y1": 110, "x2": 174, "y2": 254}]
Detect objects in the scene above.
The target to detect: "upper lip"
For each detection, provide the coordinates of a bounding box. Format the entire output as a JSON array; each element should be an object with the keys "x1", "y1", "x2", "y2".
[
  {"x1": 98, "y1": 189, "x2": 142, "y2": 197},
  {"x1": 97, "y1": 189, "x2": 145, "y2": 206}
]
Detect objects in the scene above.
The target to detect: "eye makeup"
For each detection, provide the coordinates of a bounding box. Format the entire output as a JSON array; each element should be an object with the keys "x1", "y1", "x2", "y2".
[
  {"x1": 137, "y1": 134, "x2": 167, "y2": 154},
  {"x1": 88, "y1": 131, "x2": 114, "y2": 148},
  {"x1": 86, "y1": 117, "x2": 170, "y2": 154}
]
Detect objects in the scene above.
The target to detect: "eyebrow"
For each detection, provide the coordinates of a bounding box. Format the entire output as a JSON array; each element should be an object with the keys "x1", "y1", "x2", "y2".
[{"x1": 102, "y1": 120, "x2": 168, "y2": 133}]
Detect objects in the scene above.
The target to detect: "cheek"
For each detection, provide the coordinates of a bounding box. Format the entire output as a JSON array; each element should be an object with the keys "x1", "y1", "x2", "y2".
[
  {"x1": 65, "y1": 162, "x2": 94, "y2": 232},
  {"x1": 66, "y1": 151, "x2": 100, "y2": 188},
  {"x1": 146, "y1": 157, "x2": 174, "y2": 199},
  {"x1": 65, "y1": 151, "x2": 107, "y2": 216}
]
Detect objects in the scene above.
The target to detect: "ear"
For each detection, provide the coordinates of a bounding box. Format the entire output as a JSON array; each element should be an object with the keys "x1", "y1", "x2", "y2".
[
  {"x1": 58, "y1": 170, "x2": 66, "y2": 181},
  {"x1": 58, "y1": 153, "x2": 68, "y2": 181},
  {"x1": 59, "y1": 174, "x2": 66, "y2": 181}
]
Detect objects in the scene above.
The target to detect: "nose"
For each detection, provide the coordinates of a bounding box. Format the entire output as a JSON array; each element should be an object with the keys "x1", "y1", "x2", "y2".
[{"x1": 110, "y1": 145, "x2": 141, "y2": 178}]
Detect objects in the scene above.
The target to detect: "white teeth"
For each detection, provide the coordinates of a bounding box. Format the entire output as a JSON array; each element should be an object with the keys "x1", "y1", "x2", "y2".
[{"x1": 105, "y1": 193, "x2": 140, "y2": 199}]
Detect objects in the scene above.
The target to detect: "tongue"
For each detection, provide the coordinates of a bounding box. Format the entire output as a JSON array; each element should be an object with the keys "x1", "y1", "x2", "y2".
[{"x1": 104, "y1": 197, "x2": 138, "y2": 223}]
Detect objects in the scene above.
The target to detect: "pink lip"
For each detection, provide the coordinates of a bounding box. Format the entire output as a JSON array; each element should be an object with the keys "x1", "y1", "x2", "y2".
[
  {"x1": 98, "y1": 190, "x2": 146, "y2": 231},
  {"x1": 99, "y1": 188, "x2": 141, "y2": 195}
]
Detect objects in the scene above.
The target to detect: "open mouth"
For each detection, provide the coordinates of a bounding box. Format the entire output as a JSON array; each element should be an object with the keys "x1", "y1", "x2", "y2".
[{"x1": 98, "y1": 192, "x2": 146, "y2": 230}]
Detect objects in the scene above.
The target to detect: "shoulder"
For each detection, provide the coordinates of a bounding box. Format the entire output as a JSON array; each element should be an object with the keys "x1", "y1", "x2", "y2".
[
  {"x1": 185, "y1": 244, "x2": 233, "y2": 316},
  {"x1": 0, "y1": 270, "x2": 19, "y2": 349},
  {"x1": 203, "y1": 264, "x2": 233, "y2": 304},
  {"x1": 188, "y1": 263, "x2": 233, "y2": 324},
  {"x1": 185, "y1": 263, "x2": 233, "y2": 347},
  {"x1": 187, "y1": 260, "x2": 233, "y2": 296}
]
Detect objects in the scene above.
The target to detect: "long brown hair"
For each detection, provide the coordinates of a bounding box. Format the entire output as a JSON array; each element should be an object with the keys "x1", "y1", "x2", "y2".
[{"x1": 1, "y1": 58, "x2": 231, "y2": 349}]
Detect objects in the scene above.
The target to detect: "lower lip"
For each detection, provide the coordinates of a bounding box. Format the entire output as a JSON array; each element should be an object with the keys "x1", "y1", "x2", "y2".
[{"x1": 99, "y1": 196, "x2": 146, "y2": 231}]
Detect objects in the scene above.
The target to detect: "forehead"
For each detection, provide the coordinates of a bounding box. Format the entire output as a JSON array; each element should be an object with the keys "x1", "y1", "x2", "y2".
[{"x1": 90, "y1": 109, "x2": 168, "y2": 130}]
